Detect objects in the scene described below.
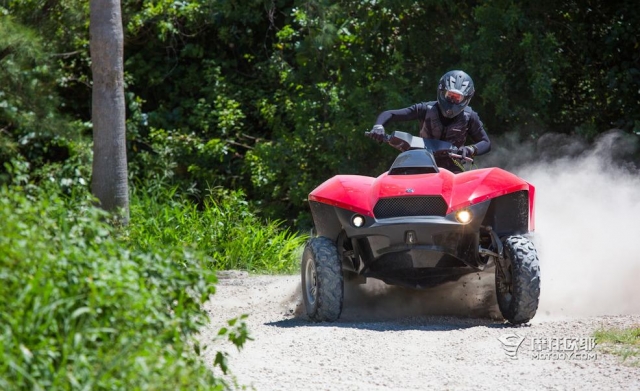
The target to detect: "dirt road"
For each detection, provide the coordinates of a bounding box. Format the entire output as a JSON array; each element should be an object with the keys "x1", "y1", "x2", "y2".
[
  {"x1": 199, "y1": 271, "x2": 640, "y2": 391},
  {"x1": 195, "y1": 131, "x2": 640, "y2": 390}
]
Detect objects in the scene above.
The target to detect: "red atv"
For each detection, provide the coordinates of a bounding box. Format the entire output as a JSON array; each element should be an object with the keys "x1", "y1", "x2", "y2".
[{"x1": 301, "y1": 131, "x2": 540, "y2": 325}]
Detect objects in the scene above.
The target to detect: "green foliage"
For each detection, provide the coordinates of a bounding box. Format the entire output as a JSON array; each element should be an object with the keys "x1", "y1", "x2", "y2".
[
  {"x1": 467, "y1": 1, "x2": 567, "y2": 129},
  {"x1": 126, "y1": 184, "x2": 307, "y2": 274},
  {"x1": 0, "y1": 12, "x2": 89, "y2": 184},
  {"x1": 3, "y1": 0, "x2": 92, "y2": 110},
  {"x1": 548, "y1": 2, "x2": 640, "y2": 137},
  {"x1": 126, "y1": 0, "x2": 203, "y2": 39},
  {"x1": 0, "y1": 174, "x2": 249, "y2": 390},
  {"x1": 3, "y1": 0, "x2": 640, "y2": 228}
]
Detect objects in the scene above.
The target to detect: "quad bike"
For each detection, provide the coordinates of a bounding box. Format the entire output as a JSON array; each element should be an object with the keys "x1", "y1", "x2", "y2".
[{"x1": 301, "y1": 131, "x2": 540, "y2": 325}]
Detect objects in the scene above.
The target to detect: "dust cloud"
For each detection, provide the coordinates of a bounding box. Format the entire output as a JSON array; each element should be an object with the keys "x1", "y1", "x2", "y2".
[
  {"x1": 508, "y1": 130, "x2": 640, "y2": 319},
  {"x1": 305, "y1": 129, "x2": 640, "y2": 322}
]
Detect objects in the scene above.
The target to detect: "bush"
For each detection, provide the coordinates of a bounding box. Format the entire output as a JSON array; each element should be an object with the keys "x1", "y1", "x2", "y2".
[
  {"x1": 127, "y1": 184, "x2": 307, "y2": 274},
  {"x1": 0, "y1": 181, "x2": 248, "y2": 390}
]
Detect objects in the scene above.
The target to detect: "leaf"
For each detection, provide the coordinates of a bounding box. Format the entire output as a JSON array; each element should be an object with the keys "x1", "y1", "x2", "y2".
[
  {"x1": 19, "y1": 344, "x2": 33, "y2": 363},
  {"x1": 214, "y1": 352, "x2": 229, "y2": 374},
  {"x1": 70, "y1": 307, "x2": 91, "y2": 319}
]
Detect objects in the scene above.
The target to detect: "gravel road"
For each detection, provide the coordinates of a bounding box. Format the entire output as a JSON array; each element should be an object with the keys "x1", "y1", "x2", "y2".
[
  {"x1": 198, "y1": 270, "x2": 640, "y2": 391},
  {"x1": 193, "y1": 131, "x2": 640, "y2": 390}
]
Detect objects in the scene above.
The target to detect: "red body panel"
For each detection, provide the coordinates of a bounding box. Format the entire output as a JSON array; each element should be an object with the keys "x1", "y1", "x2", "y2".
[
  {"x1": 308, "y1": 175, "x2": 376, "y2": 217},
  {"x1": 308, "y1": 168, "x2": 536, "y2": 231}
]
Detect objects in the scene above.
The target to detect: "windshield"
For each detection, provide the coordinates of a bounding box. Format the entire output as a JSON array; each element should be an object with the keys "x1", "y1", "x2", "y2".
[{"x1": 423, "y1": 139, "x2": 455, "y2": 152}]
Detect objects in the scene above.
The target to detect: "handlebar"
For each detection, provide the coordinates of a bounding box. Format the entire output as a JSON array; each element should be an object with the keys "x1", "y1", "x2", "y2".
[
  {"x1": 449, "y1": 153, "x2": 474, "y2": 163},
  {"x1": 364, "y1": 131, "x2": 391, "y2": 143},
  {"x1": 365, "y1": 130, "x2": 473, "y2": 163}
]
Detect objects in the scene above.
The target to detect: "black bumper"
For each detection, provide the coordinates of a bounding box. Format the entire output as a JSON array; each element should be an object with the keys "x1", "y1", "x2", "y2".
[{"x1": 310, "y1": 200, "x2": 492, "y2": 288}]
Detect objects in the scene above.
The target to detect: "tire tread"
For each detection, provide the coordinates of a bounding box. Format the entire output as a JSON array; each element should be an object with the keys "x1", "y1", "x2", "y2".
[
  {"x1": 498, "y1": 235, "x2": 541, "y2": 324},
  {"x1": 302, "y1": 237, "x2": 344, "y2": 322}
]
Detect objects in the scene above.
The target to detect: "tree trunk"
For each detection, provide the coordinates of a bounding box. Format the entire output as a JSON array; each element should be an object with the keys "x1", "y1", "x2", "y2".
[{"x1": 89, "y1": 0, "x2": 129, "y2": 224}]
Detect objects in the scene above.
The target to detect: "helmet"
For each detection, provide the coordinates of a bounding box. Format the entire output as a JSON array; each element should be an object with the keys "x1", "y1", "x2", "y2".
[{"x1": 436, "y1": 70, "x2": 475, "y2": 118}]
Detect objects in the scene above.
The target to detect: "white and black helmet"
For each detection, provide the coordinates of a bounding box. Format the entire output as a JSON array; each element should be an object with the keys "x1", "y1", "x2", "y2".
[{"x1": 437, "y1": 70, "x2": 475, "y2": 118}]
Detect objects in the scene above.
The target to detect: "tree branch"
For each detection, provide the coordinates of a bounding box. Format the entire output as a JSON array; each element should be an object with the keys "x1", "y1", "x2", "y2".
[{"x1": 51, "y1": 50, "x2": 84, "y2": 58}]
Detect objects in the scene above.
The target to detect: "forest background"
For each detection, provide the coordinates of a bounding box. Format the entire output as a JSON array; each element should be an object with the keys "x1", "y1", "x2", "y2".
[{"x1": 2, "y1": 0, "x2": 639, "y2": 230}]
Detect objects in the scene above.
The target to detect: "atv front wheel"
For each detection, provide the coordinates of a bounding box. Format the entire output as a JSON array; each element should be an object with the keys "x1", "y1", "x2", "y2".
[
  {"x1": 495, "y1": 235, "x2": 541, "y2": 324},
  {"x1": 301, "y1": 237, "x2": 344, "y2": 322}
]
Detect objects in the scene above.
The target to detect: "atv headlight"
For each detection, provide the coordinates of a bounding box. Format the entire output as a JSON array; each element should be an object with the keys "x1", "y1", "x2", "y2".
[
  {"x1": 455, "y1": 209, "x2": 472, "y2": 224},
  {"x1": 352, "y1": 214, "x2": 365, "y2": 228}
]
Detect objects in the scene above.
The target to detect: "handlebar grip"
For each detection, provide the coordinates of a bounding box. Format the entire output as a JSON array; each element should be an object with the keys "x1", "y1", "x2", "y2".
[
  {"x1": 449, "y1": 153, "x2": 474, "y2": 163},
  {"x1": 365, "y1": 131, "x2": 391, "y2": 142}
]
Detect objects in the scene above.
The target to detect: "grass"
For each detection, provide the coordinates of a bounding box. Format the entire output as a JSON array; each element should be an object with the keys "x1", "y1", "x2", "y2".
[
  {"x1": 0, "y1": 159, "x2": 308, "y2": 389},
  {"x1": 0, "y1": 183, "x2": 235, "y2": 390},
  {"x1": 0, "y1": 179, "x2": 302, "y2": 389},
  {"x1": 594, "y1": 326, "x2": 640, "y2": 366},
  {"x1": 126, "y1": 184, "x2": 308, "y2": 274}
]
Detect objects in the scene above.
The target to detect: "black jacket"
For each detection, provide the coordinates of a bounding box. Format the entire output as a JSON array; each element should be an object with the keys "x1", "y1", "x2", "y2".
[{"x1": 374, "y1": 101, "x2": 491, "y2": 155}]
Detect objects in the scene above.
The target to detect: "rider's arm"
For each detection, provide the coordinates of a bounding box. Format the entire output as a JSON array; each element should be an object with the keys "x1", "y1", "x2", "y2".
[
  {"x1": 467, "y1": 112, "x2": 491, "y2": 156},
  {"x1": 375, "y1": 103, "x2": 427, "y2": 126}
]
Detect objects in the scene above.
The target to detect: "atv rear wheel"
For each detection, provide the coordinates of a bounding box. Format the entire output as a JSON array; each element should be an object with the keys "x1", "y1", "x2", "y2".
[
  {"x1": 495, "y1": 235, "x2": 541, "y2": 324},
  {"x1": 301, "y1": 237, "x2": 344, "y2": 322}
]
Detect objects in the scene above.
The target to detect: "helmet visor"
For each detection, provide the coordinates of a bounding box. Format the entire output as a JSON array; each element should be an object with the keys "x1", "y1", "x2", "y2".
[{"x1": 444, "y1": 90, "x2": 465, "y2": 104}]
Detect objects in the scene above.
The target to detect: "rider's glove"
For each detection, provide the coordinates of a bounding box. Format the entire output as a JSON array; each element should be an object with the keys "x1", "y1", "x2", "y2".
[
  {"x1": 461, "y1": 145, "x2": 477, "y2": 159},
  {"x1": 370, "y1": 124, "x2": 386, "y2": 143}
]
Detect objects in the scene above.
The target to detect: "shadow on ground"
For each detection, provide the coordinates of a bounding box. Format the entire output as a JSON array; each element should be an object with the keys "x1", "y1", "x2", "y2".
[{"x1": 268, "y1": 268, "x2": 517, "y2": 331}]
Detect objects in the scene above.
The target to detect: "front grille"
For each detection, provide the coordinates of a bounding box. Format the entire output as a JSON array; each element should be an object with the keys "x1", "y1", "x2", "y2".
[{"x1": 373, "y1": 196, "x2": 447, "y2": 219}]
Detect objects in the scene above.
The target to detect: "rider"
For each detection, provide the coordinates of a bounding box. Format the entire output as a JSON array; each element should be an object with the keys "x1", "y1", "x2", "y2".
[{"x1": 370, "y1": 70, "x2": 491, "y2": 172}]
